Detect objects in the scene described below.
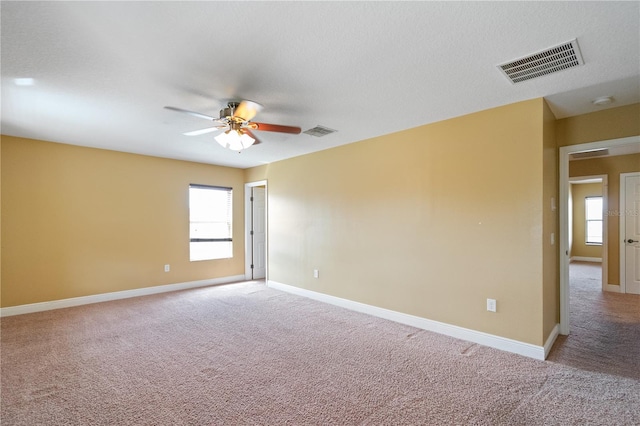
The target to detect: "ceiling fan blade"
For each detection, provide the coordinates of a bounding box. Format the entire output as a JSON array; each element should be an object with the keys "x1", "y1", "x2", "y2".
[
  {"x1": 233, "y1": 100, "x2": 263, "y2": 121},
  {"x1": 250, "y1": 122, "x2": 302, "y2": 134},
  {"x1": 243, "y1": 129, "x2": 262, "y2": 145},
  {"x1": 164, "y1": 106, "x2": 217, "y2": 121},
  {"x1": 183, "y1": 127, "x2": 224, "y2": 136}
]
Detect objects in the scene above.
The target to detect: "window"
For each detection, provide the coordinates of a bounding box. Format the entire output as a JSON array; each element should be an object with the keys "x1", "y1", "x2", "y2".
[
  {"x1": 189, "y1": 184, "x2": 232, "y2": 261},
  {"x1": 585, "y1": 196, "x2": 603, "y2": 245}
]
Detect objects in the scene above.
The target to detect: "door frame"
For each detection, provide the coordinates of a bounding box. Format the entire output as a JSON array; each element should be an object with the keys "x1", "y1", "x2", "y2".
[
  {"x1": 244, "y1": 180, "x2": 268, "y2": 280},
  {"x1": 619, "y1": 171, "x2": 640, "y2": 293},
  {"x1": 568, "y1": 174, "x2": 608, "y2": 292},
  {"x1": 559, "y1": 135, "x2": 640, "y2": 335}
]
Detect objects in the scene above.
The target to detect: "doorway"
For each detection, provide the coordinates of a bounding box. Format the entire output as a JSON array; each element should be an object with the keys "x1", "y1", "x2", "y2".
[
  {"x1": 568, "y1": 175, "x2": 607, "y2": 291},
  {"x1": 245, "y1": 180, "x2": 267, "y2": 280},
  {"x1": 559, "y1": 135, "x2": 640, "y2": 335}
]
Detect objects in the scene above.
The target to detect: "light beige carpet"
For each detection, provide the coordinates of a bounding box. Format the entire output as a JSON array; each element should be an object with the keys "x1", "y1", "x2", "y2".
[
  {"x1": 547, "y1": 261, "x2": 640, "y2": 380},
  {"x1": 2, "y1": 280, "x2": 639, "y2": 425}
]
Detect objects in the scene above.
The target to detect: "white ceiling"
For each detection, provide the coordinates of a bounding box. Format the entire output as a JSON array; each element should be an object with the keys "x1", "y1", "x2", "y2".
[{"x1": 2, "y1": 1, "x2": 639, "y2": 169}]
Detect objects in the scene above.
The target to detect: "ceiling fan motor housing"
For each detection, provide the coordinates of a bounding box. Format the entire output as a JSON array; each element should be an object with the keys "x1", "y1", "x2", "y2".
[
  {"x1": 220, "y1": 106, "x2": 234, "y2": 120},
  {"x1": 221, "y1": 102, "x2": 248, "y2": 122}
]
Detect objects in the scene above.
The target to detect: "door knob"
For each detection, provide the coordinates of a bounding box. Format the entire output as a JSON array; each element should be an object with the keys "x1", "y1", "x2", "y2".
[{"x1": 627, "y1": 239, "x2": 639, "y2": 243}]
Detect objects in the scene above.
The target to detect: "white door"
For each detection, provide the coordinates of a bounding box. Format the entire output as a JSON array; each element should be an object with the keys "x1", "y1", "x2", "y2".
[
  {"x1": 623, "y1": 174, "x2": 640, "y2": 294},
  {"x1": 252, "y1": 187, "x2": 266, "y2": 279}
]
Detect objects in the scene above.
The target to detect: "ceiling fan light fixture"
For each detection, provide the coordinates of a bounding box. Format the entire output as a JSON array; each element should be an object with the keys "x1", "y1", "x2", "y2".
[{"x1": 215, "y1": 130, "x2": 255, "y2": 151}]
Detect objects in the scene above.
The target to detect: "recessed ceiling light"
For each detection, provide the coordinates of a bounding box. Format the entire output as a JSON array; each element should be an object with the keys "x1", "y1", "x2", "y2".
[
  {"x1": 14, "y1": 78, "x2": 35, "y2": 86},
  {"x1": 591, "y1": 96, "x2": 613, "y2": 106}
]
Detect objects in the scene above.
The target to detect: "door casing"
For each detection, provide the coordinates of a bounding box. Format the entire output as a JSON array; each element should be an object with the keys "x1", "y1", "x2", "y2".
[{"x1": 245, "y1": 180, "x2": 268, "y2": 280}]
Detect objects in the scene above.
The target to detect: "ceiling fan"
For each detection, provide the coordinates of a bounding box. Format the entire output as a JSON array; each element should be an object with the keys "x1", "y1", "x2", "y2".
[{"x1": 164, "y1": 100, "x2": 301, "y2": 151}]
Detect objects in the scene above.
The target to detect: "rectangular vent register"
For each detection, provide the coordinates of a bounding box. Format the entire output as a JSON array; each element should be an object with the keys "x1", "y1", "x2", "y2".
[
  {"x1": 303, "y1": 125, "x2": 337, "y2": 137},
  {"x1": 498, "y1": 39, "x2": 584, "y2": 84}
]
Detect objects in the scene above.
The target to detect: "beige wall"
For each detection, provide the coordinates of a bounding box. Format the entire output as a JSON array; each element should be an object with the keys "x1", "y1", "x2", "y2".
[
  {"x1": 248, "y1": 99, "x2": 549, "y2": 346},
  {"x1": 557, "y1": 103, "x2": 640, "y2": 147},
  {"x1": 1, "y1": 136, "x2": 246, "y2": 307},
  {"x1": 570, "y1": 154, "x2": 640, "y2": 285},
  {"x1": 245, "y1": 165, "x2": 268, "y2": 183},
  {"x1": 570, "y1": 182, "x2": 603, "y2": 259},
  {"x1": 6, "y1": 100, "x2": 636, "y2": 346}
]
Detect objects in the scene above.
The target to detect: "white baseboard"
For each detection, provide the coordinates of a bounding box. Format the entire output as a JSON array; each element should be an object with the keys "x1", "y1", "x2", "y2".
[
  {"x1": 605, "y1": 283, "x2": 621, "y2": 293},
  {"x1": 570, "y1": 256, "x2": 602, "y2": 263},
  {"x1": 0, "y1": 275, "x2": 246, "y2": 317},
  {"x1": 267, "y1": 280, "x2": 549, "y2": 361},
  {"x1": 543, "y1": 324, "x2": 560, "y2": 358}
]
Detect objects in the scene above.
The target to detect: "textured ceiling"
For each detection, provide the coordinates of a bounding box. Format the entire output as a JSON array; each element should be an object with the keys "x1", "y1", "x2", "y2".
[{"x1": 2, "y1": 1, "x2": 639, "y2": 168}]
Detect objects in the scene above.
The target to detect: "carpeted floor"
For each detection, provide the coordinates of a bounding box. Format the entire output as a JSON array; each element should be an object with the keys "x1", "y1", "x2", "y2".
[
  {"x1": 547, "y1": 261, "x2": 640, "y2": 380},
  {"x1": 2, "y1": 277, "x2": 639, "y2": 425}
]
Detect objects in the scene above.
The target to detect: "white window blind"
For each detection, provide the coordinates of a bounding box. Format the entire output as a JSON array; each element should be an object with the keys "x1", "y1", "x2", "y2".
[{"x1": 189, "y1": 184, "x2": 233, "y2": 261}]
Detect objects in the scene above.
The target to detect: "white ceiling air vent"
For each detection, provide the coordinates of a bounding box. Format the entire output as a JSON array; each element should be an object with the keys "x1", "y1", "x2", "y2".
[
  {"x1": 498, "y1": 39, "x2": 584, "y2": 84},
  {"x1": 570, "y1": 149, "x2": 609, "y2": 160},
  {"x1": 303, "y1": 125, "x2": 337, "y2": 137}
]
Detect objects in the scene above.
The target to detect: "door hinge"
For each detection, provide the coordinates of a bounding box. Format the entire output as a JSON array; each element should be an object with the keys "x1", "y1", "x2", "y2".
[
  {"x1": 250, "y1": 230, "x2": 254, "y2": 235},
  {"x1": 250, "y1": 196, "x2": 254, "y2": 202},
  {"x1": 250, "y1": 264, "x2": 254, "y2": 269}
]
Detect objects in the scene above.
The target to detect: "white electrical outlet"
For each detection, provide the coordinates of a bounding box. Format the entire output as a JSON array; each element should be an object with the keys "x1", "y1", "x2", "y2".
[
  {"x1": 313, "y1": 269, "x2": 319, "y2": 278},
  {"x1": 487, "y1": 298, "x2": 497, "y2": 312},
  {"x1": 164, "y1": 264, "x2": 170, "y2": 272}
]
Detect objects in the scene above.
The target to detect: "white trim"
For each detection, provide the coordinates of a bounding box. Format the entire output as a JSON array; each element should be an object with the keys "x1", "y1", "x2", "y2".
[
  {"x1": 620, "y1": 172, "x2": 640, "y2": 294},
  {"x1": 570, "y1": 256, "x2": 602, "y2": 263},
  {"x1": 268, "y1": 280, "x2": 549, "y2": 360},
  {"x1": 559, "y1": 136, "x2": 640, "y2": 335},
  {"x1": 244, "y1": 180, "x2": 268, "y2": 281},
  {"x1": 0, "y1": 275, "x2": 245, "y2": 317},
  {"x1": 543, "y1": 324, "x2": 560, "y2": 358},
  {"x1": 605, "y1": 284, "x2": 621, "y2": 293}
]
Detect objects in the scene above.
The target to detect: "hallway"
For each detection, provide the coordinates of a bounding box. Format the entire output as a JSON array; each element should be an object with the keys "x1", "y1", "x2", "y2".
[{"x1": 547, "y1": 261, "x2": 640, "y2": 379}]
